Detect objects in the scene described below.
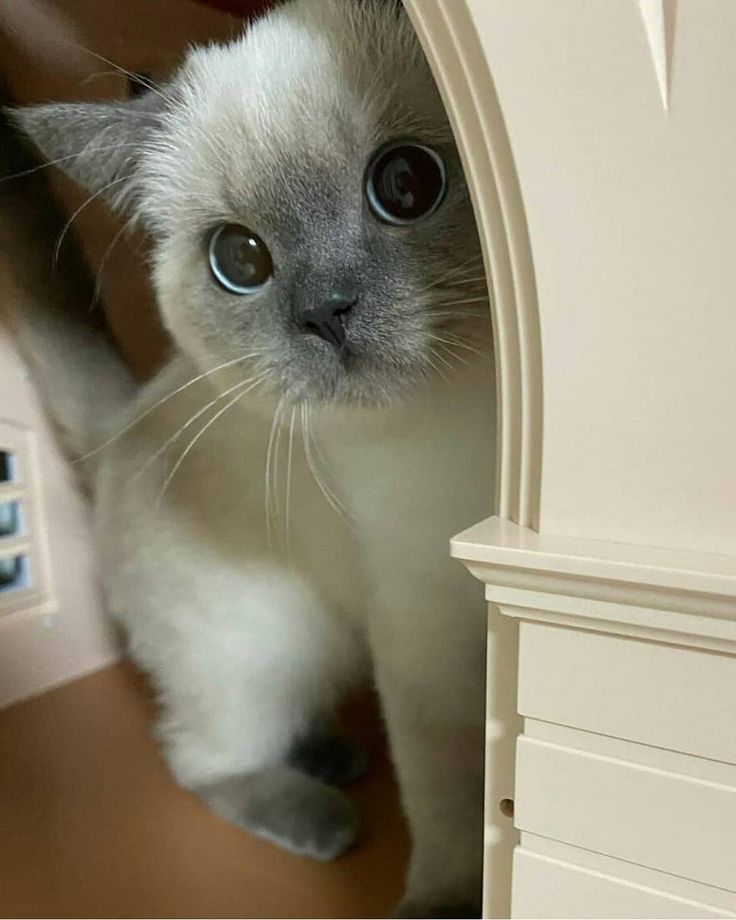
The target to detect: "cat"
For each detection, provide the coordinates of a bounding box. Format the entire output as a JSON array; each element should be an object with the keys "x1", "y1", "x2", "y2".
[{"x1": 4, "y1": 0, "x2": 495, "y2": 915}]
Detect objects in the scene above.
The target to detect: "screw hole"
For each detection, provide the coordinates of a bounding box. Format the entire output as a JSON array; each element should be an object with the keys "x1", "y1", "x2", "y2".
[{"x1": 499, "y1": 798, "x2": 514, "y2": 818}]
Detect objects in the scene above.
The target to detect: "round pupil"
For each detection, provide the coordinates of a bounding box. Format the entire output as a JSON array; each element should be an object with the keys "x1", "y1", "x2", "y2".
[
  {"x1": 211, "y1": 225, "x2": 272, "y2": 292},
  {"x1": 370, "y1": 145, "x2": 445, "y2": 221}
]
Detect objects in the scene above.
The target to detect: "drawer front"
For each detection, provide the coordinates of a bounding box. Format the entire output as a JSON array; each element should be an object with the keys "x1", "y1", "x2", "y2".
[
  {"x1": 518, "y1": 621, "x2": 736, "y2": 763},
  {"x1": 512, "y1": 849, "x2": 733, "y2": 919},
  {"x1": 515, "y1": 737, "x2": 736, "y2": 891}
]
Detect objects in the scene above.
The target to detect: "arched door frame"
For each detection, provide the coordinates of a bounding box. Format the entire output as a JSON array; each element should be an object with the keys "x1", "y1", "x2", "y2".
[{"x1": 405, "y1": 0, "x2": 543, "y2": 531}]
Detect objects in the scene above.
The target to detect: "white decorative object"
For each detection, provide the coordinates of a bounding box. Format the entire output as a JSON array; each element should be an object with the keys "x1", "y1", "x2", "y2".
[{"x1": 405, "y1": 1, "x2": 736, "y2": 916}]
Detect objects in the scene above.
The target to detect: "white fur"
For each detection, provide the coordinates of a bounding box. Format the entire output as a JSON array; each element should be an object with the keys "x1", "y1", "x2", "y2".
[{"x1": 93, "y1": 347, "x2": 493, "y2": 905}]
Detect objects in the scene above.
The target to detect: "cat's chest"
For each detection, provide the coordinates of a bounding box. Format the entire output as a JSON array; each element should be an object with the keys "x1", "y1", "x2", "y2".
[{"x1": 108, "y1": 366, "x2": 493, "y2": 616}]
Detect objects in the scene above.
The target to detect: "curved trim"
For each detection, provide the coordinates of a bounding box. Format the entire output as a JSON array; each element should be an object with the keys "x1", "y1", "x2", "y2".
[{"x1": 405, "y1": 0, "x2": 543, "y2": 530}]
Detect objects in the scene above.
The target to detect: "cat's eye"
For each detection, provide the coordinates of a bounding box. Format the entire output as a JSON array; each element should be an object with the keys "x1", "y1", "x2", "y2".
[
  {"x1": 208, "y1": 224, "x2": 273, "y2": 294},
  {"x1": 365, "y1": 141, "x2": 447, "y2": 225}
]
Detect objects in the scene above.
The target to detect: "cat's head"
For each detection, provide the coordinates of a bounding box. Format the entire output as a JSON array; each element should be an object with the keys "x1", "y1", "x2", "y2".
[{"x1": 16, "y1": 0, "x2": 489, "y2": 407}]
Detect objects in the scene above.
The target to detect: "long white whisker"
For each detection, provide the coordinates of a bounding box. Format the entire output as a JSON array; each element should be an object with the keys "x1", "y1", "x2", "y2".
[
  {"x1": 434, "y1": 343, "x2": 472, "y2": 370},
  {"x1": 265, "y1": 398, "x2": 284, "y2": 550},
  {"x1": 427, "y1": 310, "x2": 487, "y2": 319},
  {"x1": 425, "y1": 353, "x2": 451, "y2": 384},
  {"x1": 411, "y1": 258, "x2": 485, "y2": 298},
  {"x1": 285, "y1": 406, "x2": 296, "y2": 555},
  {"x1": 308, "y1": 425, "x2": 352, "y2": 520},
  {"x1": 433, "y1": 295, "x2": 489, "y2": 308},
  {"x1": 63, "y1": 43, "x2": 167, "y2": 100},
  {"x1": 53, "y1": 173, "x2": 134, "y2": 268},
  {"x1": 430, "y1": 347, "x2": 461, "y2": 376},
  {"x1": 154, "y1": 378, "x2": 261, "y2": 510},
  {"x1": 77, "y1": 352, "x2": 260, "y2": 461},
  {"x1": 133, "y1": 375, "x2": 262, "y2": 483},
  {"x1": 0, "y1": 143, "x2": 144, "y2": 185},
  {"x1": 89, "y1": 215, "x2": 136, "y2": 312},
  {"x1": 301, "y1": 405, "x2": 353, "y2": 525},
  {"x1": 427, "y1": 333, "x2": 487, "y2": 360},
  {"x1": 274, "y1": 400, "x2": 287, "y2": 537}
]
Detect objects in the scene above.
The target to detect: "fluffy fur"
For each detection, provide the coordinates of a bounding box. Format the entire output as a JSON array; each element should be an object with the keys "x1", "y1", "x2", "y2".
[{"x1": 6, "y1": 1, "x2": 495, "y2": 914}]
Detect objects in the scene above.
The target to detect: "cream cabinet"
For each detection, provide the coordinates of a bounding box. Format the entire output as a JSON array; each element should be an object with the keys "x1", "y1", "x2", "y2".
[{"x1": 406, "y1": 1, "x2": 736, "y2": 917}]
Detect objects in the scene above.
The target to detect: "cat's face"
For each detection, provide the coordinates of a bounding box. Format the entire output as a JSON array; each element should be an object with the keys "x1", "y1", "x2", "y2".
[{"x1": 19, "y1": 0, "x2": 489, "y2": 407}]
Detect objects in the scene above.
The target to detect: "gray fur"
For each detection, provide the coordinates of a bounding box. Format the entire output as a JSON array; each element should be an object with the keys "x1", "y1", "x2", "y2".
[
  {"x1": 16, "y1": 0, "x2": 488, "y2": 408},
  {"x1": 199, "y1": 766, "x2": 359, "y2": 861},
  {"x1": 288, "y1": 726, "x2": 369, "y2": 784},
  {"x1": 14, "y1": 92, "x2": 164, "y2": 216}
]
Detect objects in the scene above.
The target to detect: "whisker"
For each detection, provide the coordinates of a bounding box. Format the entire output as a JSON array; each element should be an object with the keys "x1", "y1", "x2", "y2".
[
  {"x1": 308, "y1": 423, "x2": 353, "y2": 520},
  {"x1": 424, "y1": 353, "x2": 449, "y2": 384},
  {"x1": 89, "y1": 215, "x2": 136, "y2": 312},
  {"x1": 53, "y1": 173, "x2": 134, "y2": 268},
  {"x1": 132, "y1": 375, "x2": 262, "y2": 484},
  {"x1": 432, "y1": 295, "x2": 489, "y2": 308},
  {"x1": 434, "y1": 343, "x2": 472, "y2": 370},
  {"x1": 285, "y1": 406, "x2": 296, "y2": 555},
  {"x1": 0, "y1": 143, "x2": 144, "y2": 185},
  {"x1": 429, "y1": 347, "x2": 460, "y2": 377},
  {"x1": 411, "y1": 258, "x2": 485, "y2": 298},
  {"x1": 265, "y1": 397, "x2": 285, "y2": 550},
  {"x1": 77, "y1": 352, "x2": 261, "y2": 461},
  {"x1": 154, "y1": 377, "x2": 262, "y2": 511},
  {"x1": 301, "y1": 405, "x2": 353, "y2": 525},
  {"x1": 426, "y1": 312, "x2": 488, "y2": 325},
  {"x1": 427, "y1": 333, "x2": 488, "y2": 360},
  {"x1": 61, "y1": 42, "x2": 167, "y2": 100}
]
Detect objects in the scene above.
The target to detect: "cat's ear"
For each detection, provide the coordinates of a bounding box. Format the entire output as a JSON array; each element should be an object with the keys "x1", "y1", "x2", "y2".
[{"x1": 12, "y1": 91, "x2": 163, "y2": 215}]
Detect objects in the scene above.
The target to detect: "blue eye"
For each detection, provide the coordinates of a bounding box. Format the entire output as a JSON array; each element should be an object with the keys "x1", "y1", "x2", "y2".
[
  {"x1": 366, "y1": 142, "x2": 447, "y2": 225},
  {"x1": 208, "y1": 223, "x2": 273, "y2": 294}
]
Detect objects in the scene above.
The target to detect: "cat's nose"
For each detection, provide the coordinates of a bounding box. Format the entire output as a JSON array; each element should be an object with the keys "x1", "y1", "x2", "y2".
[{"x1": 297, "y1": 293, "x2": 355, "y2": 348}]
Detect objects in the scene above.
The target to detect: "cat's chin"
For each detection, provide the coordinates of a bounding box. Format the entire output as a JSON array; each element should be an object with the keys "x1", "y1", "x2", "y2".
[{"x1": 278, "y1": 356, "x2": 427, "y2": 411}]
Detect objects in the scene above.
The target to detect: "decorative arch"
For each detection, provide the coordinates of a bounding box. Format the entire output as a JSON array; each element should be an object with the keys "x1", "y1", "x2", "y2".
[{"x1": 404, "y1": 0, "x2": 543, "y2": 531}]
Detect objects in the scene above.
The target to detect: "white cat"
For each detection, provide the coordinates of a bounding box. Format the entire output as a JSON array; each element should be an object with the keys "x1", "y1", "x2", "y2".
[{"x1": 5, "y1": 1, "x2": 495, "y2": 914}]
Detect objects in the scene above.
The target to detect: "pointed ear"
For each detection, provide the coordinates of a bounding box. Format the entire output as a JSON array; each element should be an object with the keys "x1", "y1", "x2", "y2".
[{"x1": 12, "y1": 91, "x2": 164, "y2": 214}]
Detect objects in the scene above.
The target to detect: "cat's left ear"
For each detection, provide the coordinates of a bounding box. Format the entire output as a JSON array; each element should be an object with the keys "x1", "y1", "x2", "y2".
[{"x1": 12, "y1": 90, "x2": 163, "y2": 215}]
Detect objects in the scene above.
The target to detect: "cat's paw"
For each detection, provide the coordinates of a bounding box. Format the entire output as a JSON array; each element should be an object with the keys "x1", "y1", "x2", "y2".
[
  {"x1": 288, "y1": 731, "x2": 369, "y2": 785},
  {"x1": 199, "y1": 766, "x2": 359, "y2": 861},
  {"x1": 393, "y1": 899, "x2": 480, "y2": 919}
]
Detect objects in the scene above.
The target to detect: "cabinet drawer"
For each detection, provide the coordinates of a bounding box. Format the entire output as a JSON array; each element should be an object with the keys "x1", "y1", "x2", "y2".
[
  {"x1": 518, "y1": 621, "x2": 736, "y2": 763},
  {"x1": 515, "y1": 737, "x2": 736, "y2": 891},
  {"x1": 512, "y1": 849, "x2": 733, "y2": 919}
]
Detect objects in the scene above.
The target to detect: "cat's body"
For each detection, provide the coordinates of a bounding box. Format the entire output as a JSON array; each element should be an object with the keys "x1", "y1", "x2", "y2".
[
  {"x1": 98, "y1": 348, "x2": 493, "y2": 898},
  {"x1": 4, "y1": 0, "x2": 495, "y2": 914}
]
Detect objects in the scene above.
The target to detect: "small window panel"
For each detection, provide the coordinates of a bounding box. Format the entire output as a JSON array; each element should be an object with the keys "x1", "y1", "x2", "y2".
[
  {"x1": 0, "y1": 450, "x2": 15, "y2": 484},
  {"x1": 0, "y1": 555, "x2": 29, "y2": 593},
  {"x1": 0, "y1": 423, "x2": 54, "y2": 618},
  {"x1": 0, "y1": 500, "x2": 21, "y2": 538}
]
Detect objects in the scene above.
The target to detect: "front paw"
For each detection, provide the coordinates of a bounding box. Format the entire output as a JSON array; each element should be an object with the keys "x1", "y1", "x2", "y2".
[{"x1": 198, "y1": 766, "x2": 359, "y2": 861}]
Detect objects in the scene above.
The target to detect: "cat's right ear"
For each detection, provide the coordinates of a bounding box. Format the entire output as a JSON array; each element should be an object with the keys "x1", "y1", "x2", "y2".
[{"x1": 12, "y1": 90, "x2": 164, "y2": 216}]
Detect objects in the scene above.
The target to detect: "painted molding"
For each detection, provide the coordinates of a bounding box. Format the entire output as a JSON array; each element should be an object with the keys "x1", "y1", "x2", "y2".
[
  {"x1": 404, "y1": 0, "x2": 543, "y2": 530},
  {"x1": 452, "y1": 516, "x2": 736, "y2": 651},
  {"x1": 637, "y1": 0, "x2": 678, "y2": 111}
]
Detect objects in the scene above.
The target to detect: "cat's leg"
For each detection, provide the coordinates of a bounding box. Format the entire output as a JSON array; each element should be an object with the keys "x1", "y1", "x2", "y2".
[
  {"x1": 120, "y1": 565, "x2": 365, "y2": 860},
  {"x1": 368, "y1": 582, "x2": 486, "y2": 917},
  {"x1": 288, "y1": 717, "x2": 369, "y2": 785}
]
